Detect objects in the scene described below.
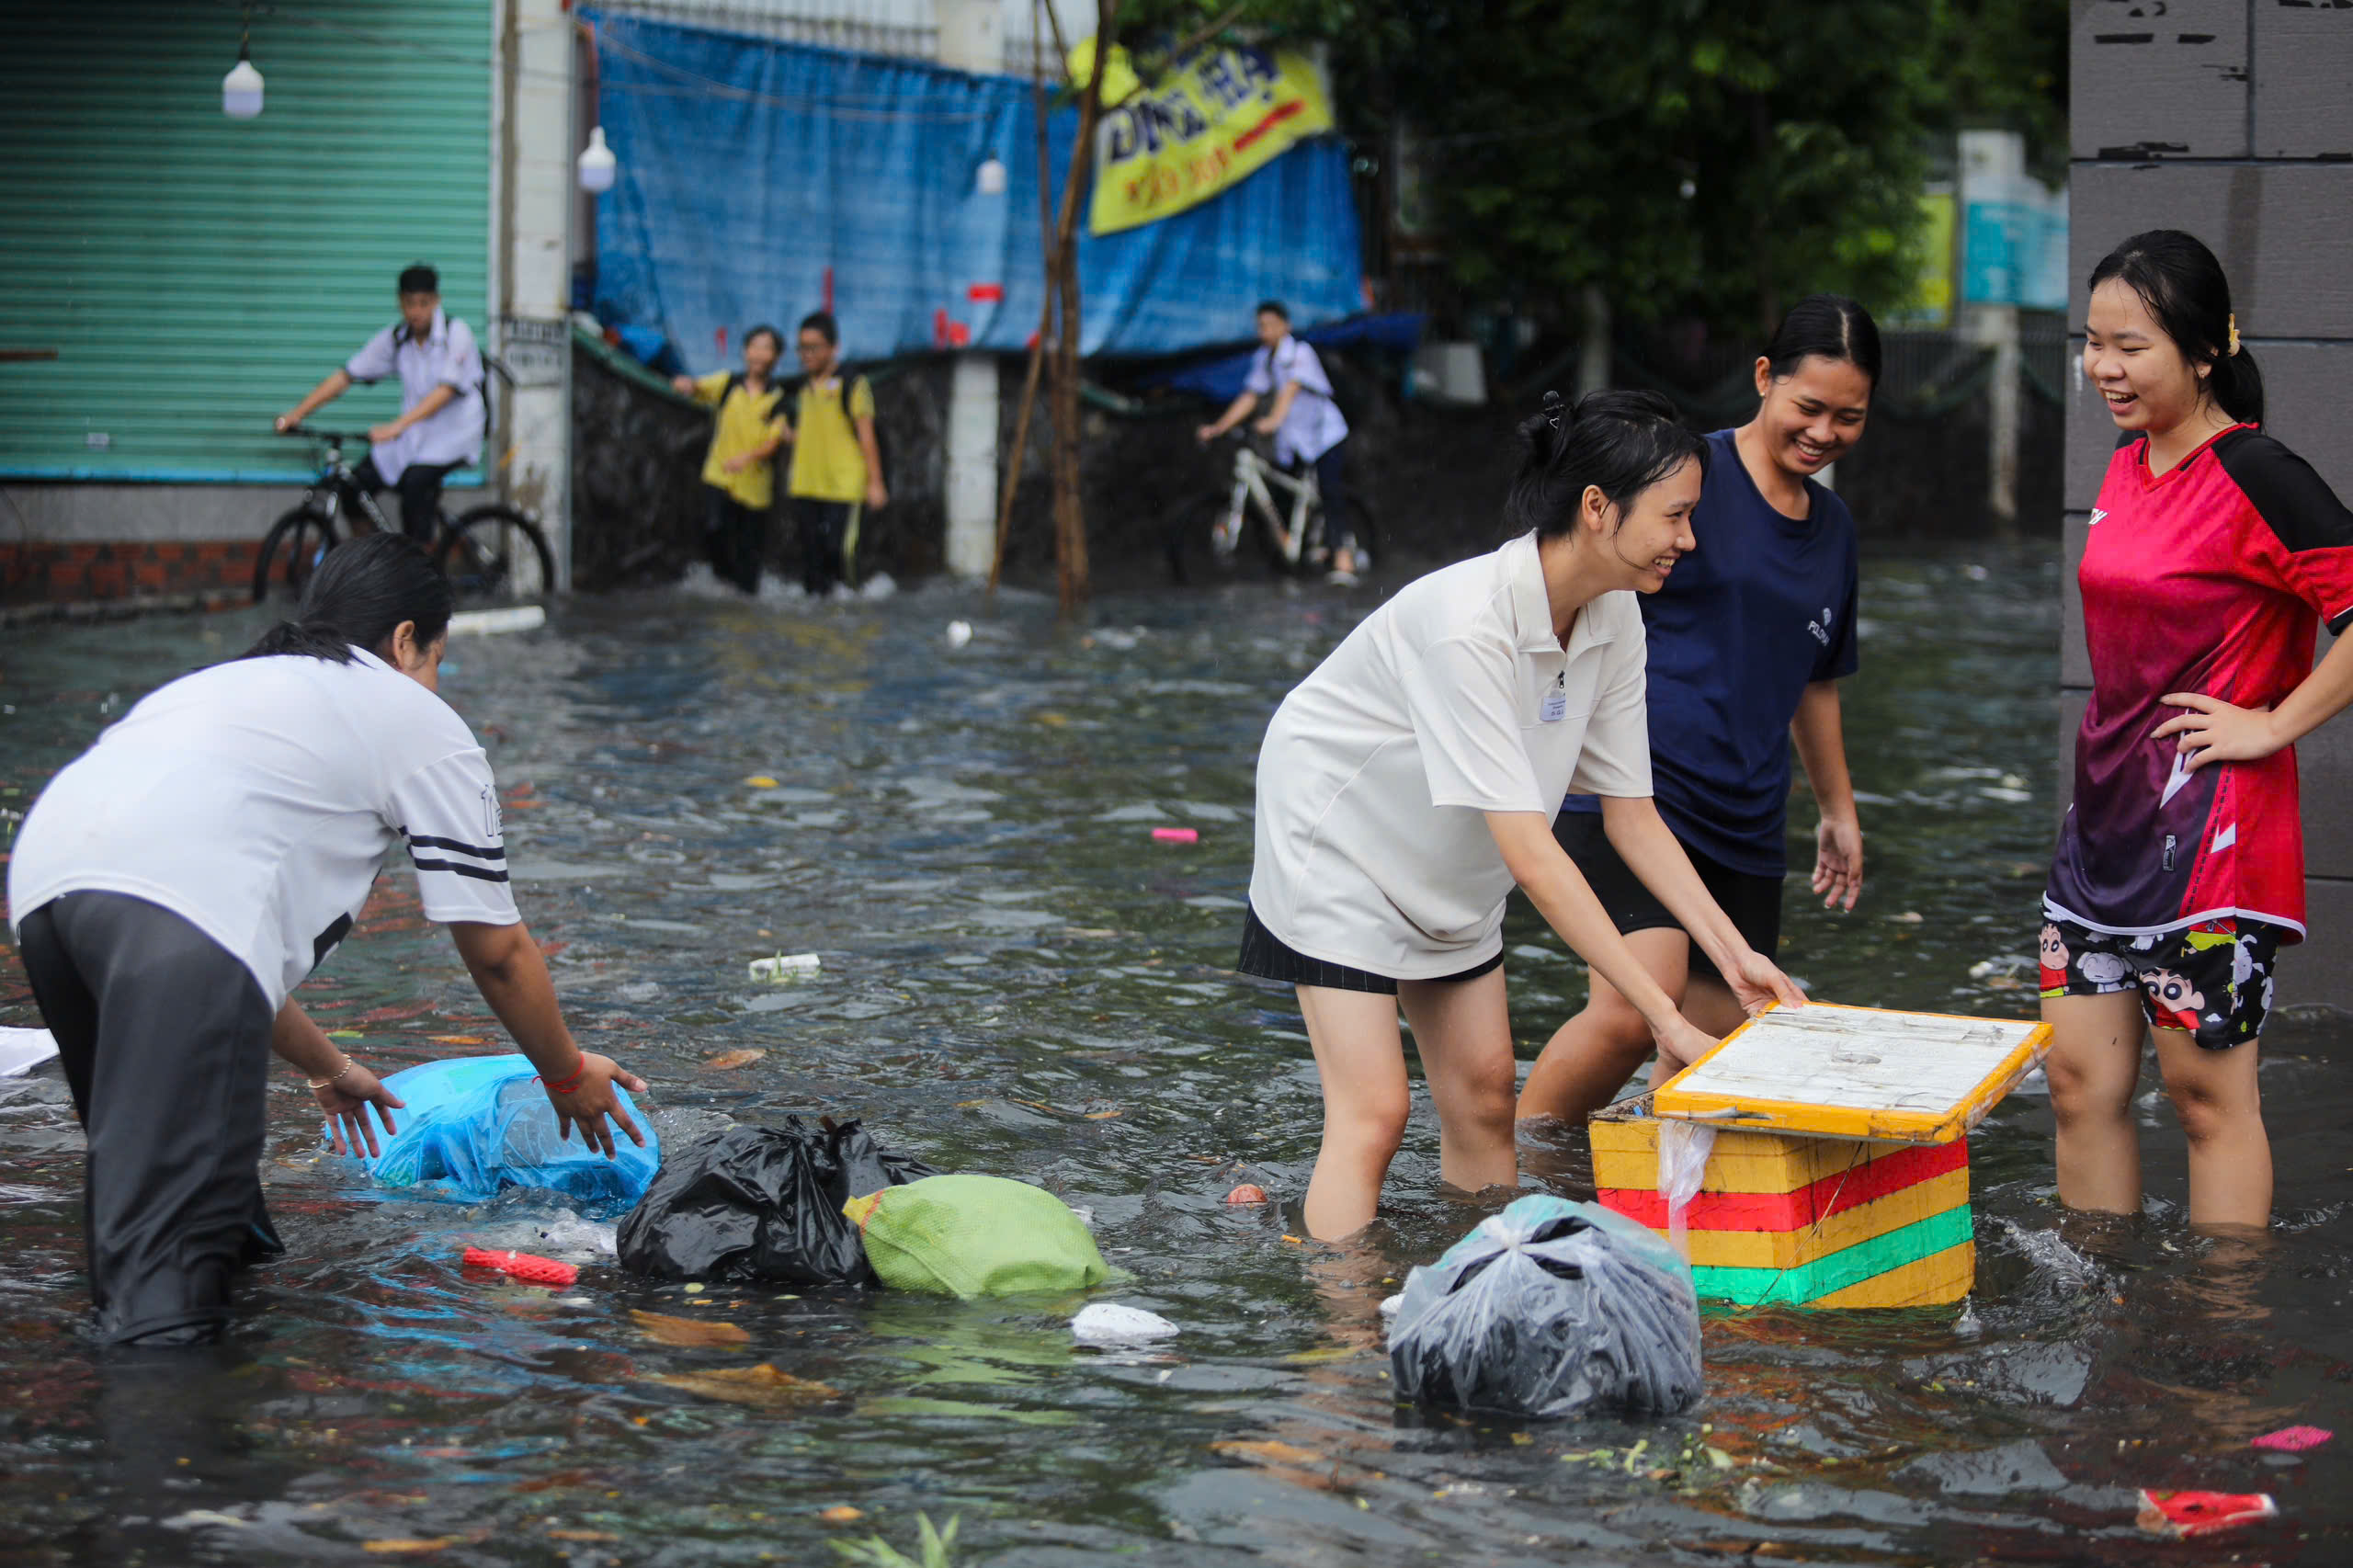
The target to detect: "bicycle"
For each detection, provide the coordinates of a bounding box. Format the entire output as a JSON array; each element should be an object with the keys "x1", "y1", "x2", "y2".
[
  {"x1": 252, "y1": 428, "x2": 556, "y2": 609},
  {"x1": 1170, "y1": 434, "x2": 1372, "y2": 585}
]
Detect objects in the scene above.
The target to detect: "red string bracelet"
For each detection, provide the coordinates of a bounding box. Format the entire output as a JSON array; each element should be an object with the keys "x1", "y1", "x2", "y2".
[{"x1": 541, "y1": 1059, "x2": 588, "y2": 1096}]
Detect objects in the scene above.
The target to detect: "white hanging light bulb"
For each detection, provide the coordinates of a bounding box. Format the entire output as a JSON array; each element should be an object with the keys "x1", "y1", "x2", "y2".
[
  {"x1": 222, "y1": 39, "x2": 264, "y2": 119},
  {"x1": 577, "y1": 126, "x2": 618, "y2": 194},
  {"x1": 975, "y1": 156, "x2": 1007, "y2": 197}
]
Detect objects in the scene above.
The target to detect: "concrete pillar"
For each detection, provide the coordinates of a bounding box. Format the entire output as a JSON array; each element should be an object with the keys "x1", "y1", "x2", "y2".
[
  {"x1": 938, "y1": 0, "x2": 1004, "y2": 580},
  {"x1": 1959, "y1": 129, "x2": 2025, "y2": 537},
  {"x1": 494, "y1": 0, "x2": 576, "y2": 591}
]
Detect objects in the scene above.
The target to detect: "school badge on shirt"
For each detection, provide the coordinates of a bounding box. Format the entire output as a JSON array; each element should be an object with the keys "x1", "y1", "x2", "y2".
[{"x1": 1540, "y1": 670, "x2": 1568, "y2": 722}]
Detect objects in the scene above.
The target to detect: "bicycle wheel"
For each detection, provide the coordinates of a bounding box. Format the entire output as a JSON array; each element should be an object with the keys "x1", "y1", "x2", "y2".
[
  {"x1": 251, "y1": 508, "x2": 336, "y2": 606},
  {"x1": 438, "y1": 505, "x2": 556, "y2": 608}
]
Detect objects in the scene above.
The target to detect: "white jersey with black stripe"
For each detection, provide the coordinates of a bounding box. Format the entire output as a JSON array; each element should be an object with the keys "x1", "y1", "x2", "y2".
[{"x1": 7, "y1": 647, "x2": 520, "y2": 1009}]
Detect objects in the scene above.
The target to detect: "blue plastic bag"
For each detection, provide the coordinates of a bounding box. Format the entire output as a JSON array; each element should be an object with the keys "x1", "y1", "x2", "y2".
[
  {"x1": 335, "y1": 1054, "x2": 660, "y2": 1216},
  {"x1": 1388, "y1": 1195, "x2": 1702, "y2": 1419}
]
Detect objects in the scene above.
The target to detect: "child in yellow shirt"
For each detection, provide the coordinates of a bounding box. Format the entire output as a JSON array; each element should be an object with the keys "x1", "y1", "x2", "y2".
[
  {"x1": 784, "y1": 312, "x2": 887, "y2": 597},
  {"x1": 671, "y1": 324, "x2": 788, "y2": 594}
]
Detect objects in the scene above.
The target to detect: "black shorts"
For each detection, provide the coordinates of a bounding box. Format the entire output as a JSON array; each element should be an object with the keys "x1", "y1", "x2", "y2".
[
  {"x1": 1552, "y1": 809, "x2": 1782, "y2": 986},
  {"x1": 2039, "y1": 912, "x2": 2282, "y2": 1051},
  {"x1": 1234, "y1": 903, "x2": 1505, "y2": 995}
]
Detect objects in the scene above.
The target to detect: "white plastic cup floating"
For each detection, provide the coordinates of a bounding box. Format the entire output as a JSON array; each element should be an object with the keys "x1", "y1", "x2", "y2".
[
  {"x1": 945, "y1": 619, "x2": 973, "y2": 649},
  {"x1": 749, "y1": 952, "x2": 822, "y2": 982}
]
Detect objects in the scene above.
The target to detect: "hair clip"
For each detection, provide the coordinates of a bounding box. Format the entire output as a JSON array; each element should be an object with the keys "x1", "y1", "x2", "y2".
[
  {"x1": 2227, "y1": 312, "x2": 2241, "y2": 357},
  {"x1": 1541, "y1": 390, "x2": 1564, "y2": 430}
]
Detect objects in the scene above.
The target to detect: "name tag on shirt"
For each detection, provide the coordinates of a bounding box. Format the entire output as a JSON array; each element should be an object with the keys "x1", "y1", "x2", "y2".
[{"x1": 1540, "y1": 688, "x2": 1568, "y2": 723}]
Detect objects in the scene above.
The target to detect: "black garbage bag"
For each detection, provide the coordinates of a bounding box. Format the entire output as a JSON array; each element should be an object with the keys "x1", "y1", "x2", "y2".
[
  {"x1": 1388, "y1": 1195, "x2": 1702, "y2": 1419},
  {"x1": 617, "y1": 1117, "x2": 935, "y2": 1287}
]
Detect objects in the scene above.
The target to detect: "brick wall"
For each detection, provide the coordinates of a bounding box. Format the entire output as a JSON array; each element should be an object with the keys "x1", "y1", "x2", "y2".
[
  {"x1": 2066, "y1": 0, "x2": 2353, "y2": 1005},
  {"x1": 0, "y1": 540, "x2": 261, "y2": 608}
]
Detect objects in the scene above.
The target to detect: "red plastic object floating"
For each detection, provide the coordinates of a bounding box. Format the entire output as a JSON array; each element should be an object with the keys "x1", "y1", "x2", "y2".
[
  {"x1": 461, "y1": 1246, "x2": 579, "y2": 1288},
  {"x1": 1225, "y1": 1184, "x2": 1269, "y2": 1205},
  {"x1": 2136, "y1": 1490, "x2": 2278, "y2": 1539},
  {"x1": 2252, "y1": 1424, "x2": 2333, "y2": 1452},
  {"x1": 1152, "y1": 827, "x2": 1199, "y2": 844}
]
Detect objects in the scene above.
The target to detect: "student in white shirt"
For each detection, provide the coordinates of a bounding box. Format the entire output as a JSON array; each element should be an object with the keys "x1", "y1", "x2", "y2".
[
  {"x1": 8, "y1": 536, "x2": 642, "y2": 1346},
  {"x1": 276, "y1": 262, "x2": 487, "y2": 542},
  {"x1": 1197, "y1": 301, "x2": 1363, "y2": 583},
  {"x1": 1240, "y1": 389, "x2": 1805, "y2": 1239}
]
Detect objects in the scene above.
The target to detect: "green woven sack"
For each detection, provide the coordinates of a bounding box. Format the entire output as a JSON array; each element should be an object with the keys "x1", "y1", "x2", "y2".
[{"x1": 844, "y1": 1174, "x2": 1108, "y2": 1298}]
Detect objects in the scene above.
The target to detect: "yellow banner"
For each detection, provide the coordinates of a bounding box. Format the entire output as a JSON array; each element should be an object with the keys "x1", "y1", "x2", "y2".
[{"x1": 1086, "y1": 44, "x2": 1334, "y2": 236}]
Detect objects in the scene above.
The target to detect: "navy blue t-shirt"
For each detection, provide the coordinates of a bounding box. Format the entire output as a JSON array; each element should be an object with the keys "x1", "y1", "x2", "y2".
[{"x1": 1563, "y1": 427, "x2": 1859, "y2": 877}]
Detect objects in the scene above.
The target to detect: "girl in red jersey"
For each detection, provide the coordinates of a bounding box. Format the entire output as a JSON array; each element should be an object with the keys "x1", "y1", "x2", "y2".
[{"x1": 2045, "y1": 230, "x2": 2353, "y2": 1230}]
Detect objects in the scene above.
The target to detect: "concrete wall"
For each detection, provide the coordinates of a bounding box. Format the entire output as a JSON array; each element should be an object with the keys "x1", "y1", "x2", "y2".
[{"x1": 2066, "y1": 0, "x2": 2353, "y2": 1005}]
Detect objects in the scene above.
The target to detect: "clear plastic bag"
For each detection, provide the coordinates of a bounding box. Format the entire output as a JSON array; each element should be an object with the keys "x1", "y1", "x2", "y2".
[
  {"x1": 346, "y1": 1053, "x2": 661, "y2": 1217},
  {"x1": 1388, "y1": 1194, "x2": 1703, "y2": 1419}
]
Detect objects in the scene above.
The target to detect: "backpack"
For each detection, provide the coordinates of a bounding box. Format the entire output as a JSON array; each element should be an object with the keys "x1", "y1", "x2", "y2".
[{"x1": 787, "y1": 369, "x2": 889, "y2": 494}]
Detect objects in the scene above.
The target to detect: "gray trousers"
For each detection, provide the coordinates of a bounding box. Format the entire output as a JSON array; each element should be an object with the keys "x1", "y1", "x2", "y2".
[{"x1": 17, "y1": 891, "x2": 283, "y2": 1345}]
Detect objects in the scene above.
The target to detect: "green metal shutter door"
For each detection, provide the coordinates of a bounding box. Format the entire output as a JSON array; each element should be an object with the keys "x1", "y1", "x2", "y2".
[{"x1": 0, "y1": 1, "x2": 493, "y2": 483}]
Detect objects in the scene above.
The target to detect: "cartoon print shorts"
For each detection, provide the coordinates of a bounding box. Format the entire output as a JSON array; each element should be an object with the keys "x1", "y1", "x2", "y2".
[{"x1": 2038, "y1": 913, "x2": 2284, "y2": 1051}]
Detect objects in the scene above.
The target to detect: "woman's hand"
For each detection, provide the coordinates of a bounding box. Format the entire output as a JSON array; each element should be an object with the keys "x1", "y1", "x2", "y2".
[
  {"x1": 313, "y1": 1063, "x2": 406, "y2": 1160},
  {"x1": 2156, "y1": 692, "x2": 2284, "y2": 772},
  {"x1": 1652, "y1": 1013, "x2": 1719, "y2": 1080},
  {"x1": 1724, "y1": 949, "x2": 1807, "y2": 1016},
  {"x1": 543, "y1": 1054, "x2": 652, "y2": 1158},
  {"x1": 1812, "y1": 813, "x2": 1863, "y2": 911}
]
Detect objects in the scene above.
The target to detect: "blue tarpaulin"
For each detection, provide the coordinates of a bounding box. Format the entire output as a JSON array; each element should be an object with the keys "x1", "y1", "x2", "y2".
[{"x1": 585, "y1": 10, "x2": 1363, "y2": 372}]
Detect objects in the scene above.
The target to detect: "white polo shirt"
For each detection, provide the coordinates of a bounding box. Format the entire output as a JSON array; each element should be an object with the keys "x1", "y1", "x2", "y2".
[
  {"x1": 8, "y1": 649, "x2": 520, "y2": 1010},
  {"x1": 346, "y1": 307, "x2": 486, "y2": 484},
  {"x1": 1249, "y1": 530, "x2": 1653, "y2": 978},
  {"x1": 1245, "y1": 335, "x2": 1349, "y2": 467}
]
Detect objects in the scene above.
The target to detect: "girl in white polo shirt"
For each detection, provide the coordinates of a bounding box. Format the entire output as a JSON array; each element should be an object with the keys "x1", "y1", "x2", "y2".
[
  {"x1": 8, "y1": 536, "x2": 644, "y2": 1346},
  {"x1": 1242, "y1": 389, "x2": 1805, "y2": 1239}
]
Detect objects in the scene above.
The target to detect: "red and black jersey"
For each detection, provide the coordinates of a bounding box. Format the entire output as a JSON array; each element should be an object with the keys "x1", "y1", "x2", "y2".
[{"x1": 2047, "y1": 425, "x2": 2353, "y2": 943}]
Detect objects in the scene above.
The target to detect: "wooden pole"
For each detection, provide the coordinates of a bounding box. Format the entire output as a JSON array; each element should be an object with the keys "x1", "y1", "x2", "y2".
[{"x1": 1045, "y1": 0, "x2": 1119, "y2": 610}]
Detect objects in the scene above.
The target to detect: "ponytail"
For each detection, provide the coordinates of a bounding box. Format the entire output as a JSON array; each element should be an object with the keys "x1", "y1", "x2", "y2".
[
  {"x1": 240, "y1": 533, "x2": 453, "y2": 665},
  {"x1": 2211, "y1": 341, "x2": 2266, "y2": 426}
]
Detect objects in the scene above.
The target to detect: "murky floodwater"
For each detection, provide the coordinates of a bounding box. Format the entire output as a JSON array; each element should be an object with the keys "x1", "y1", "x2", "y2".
[{"x1": 5, "y1": 542, "x2": 2351, "y2": 1566}]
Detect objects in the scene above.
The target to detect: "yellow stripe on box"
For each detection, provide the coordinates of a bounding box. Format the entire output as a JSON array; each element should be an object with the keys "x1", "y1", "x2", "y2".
[
  {"x1": 1668, "y1": 1171, "x2": 1972, "y2": 1271},
  {"x1": 1807, "y1": 1241, "x2": 1976, "y2": 1309}
]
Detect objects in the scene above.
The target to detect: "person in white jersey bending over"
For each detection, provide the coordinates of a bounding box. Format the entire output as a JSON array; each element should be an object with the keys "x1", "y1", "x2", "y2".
[
  {"x1": 1238, "y1": 389, "x2": 1805, "y2": 1240},
  {"x1": 8, "y1": 535, "x2": 644, "y2": 1346}
]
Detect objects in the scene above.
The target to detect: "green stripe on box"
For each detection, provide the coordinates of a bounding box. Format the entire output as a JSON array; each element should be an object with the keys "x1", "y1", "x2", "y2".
[{"x1": 1691, "y1": 1205, "x2": 1973, "y2": 1306}]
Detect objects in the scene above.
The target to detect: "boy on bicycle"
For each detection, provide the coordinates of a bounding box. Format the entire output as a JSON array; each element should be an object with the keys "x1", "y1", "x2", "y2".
[
  {"x1": 276, "y1": 263, "x2": 485, "y2": 543},
  {"x1": 1196, "y1": 301, "x2": 1360, "y2": 585}
]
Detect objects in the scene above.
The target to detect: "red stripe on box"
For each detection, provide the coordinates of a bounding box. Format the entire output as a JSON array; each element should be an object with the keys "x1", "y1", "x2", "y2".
[{"x1": 1597, "y1": 1138, "x2": 1968, "y2": 1232}]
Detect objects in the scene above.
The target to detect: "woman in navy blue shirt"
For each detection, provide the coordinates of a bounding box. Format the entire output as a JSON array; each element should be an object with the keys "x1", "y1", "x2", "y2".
[{"x1": 1518, "y1": 296, "x2": 1873, "y2": 1123}]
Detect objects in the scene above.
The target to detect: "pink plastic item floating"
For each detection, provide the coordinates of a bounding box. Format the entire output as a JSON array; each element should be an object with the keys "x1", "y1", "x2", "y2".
[
  {"x1": 2251, "y1": 1425, "x2": 2333, "y2": 1452},
  {"x1": 462, "y1": 1246, "x2": 579, "y2": 1288},
  {"x1": 1151, "y1": 827, "x2": 1199, "y2": 844},
  {"x1": 2136, "y1": 1490, "x2": 2278, "y2": 1539}
]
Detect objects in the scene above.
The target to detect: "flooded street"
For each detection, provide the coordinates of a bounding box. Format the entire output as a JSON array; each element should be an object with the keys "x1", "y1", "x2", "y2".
[{"x1": 5, "y1": 541, "x2": 2351, "y2": 1565}]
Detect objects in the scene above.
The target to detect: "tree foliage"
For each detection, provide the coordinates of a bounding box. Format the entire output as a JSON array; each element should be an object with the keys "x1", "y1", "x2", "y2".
[{"x1": 1112, "y1": 0, "x2": 2066, "y2": 335}]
